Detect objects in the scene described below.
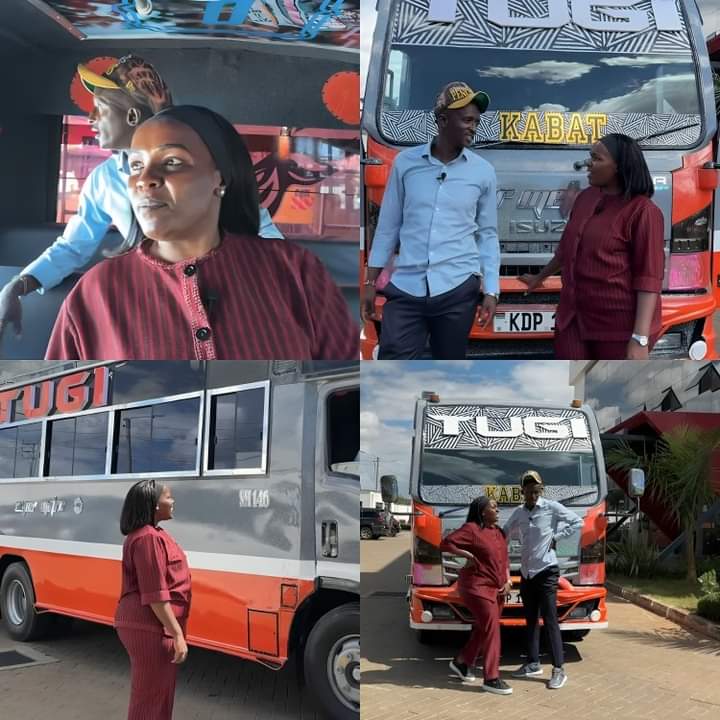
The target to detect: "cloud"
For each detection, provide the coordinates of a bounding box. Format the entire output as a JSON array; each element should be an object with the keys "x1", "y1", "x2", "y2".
[
  {"x1": 600, "y1": 55, "x2": 688, "y2": 67},
  {"x1": 581, "y1": 73, "x2": 697, "y2": 114},
  {"x1": 477, "y1": 60, "x2": 595, "y2": 85}
]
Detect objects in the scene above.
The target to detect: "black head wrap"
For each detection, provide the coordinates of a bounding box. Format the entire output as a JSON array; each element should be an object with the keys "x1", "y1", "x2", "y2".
[{"x1": 152, "y1": 105, "x2": 235, "y2": 188}]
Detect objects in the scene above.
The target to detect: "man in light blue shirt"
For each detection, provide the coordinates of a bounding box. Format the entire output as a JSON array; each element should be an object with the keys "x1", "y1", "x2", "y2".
[
  {"x1": 0, "y1": 55, "x2": 281, "y2": 339},
  {"x1": 503, "y1": 471, "x2": 583, "y2": 690},
  {"x1": 361, "y1": 81, "x2": 500, "y2": 359}
]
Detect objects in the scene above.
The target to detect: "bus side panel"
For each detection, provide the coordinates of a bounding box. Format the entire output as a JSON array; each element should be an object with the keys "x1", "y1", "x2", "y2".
[
  {"x1": 0, "y1": 546, "x2": 315, "y2": 663},
  {"x1": 1, "y1": 549, "x2": 120, "y2": 624}
]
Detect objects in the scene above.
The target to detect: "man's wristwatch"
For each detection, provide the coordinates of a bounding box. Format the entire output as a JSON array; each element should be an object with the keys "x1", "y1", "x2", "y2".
[
  {"x1": 631, "y1": 333, "x2": 649, "y2": 347},
  {"x1": 485, "y1": 292, "x2": 498, "y2": 300}
]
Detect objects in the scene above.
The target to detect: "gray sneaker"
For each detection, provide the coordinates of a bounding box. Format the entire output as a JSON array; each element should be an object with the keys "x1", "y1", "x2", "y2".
[
  {"x1": 511, "y1": 662, "x2": 543, "y2": 678},
  {"x1": 548, "y1": 667, "x2": 567, "y2": 689}
]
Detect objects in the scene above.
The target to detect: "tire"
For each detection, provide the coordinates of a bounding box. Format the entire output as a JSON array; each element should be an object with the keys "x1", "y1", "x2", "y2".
[
  {"x1": 304, "y1": 603, "x2": 359, "y2": 720},
  {"x1": 562, "y1": 629, "x2": 590, "y2": 642},
  {"x1": 360, "y1": 526, "x2": 373, "y2": 540},
  {"x1": 0, "y1": 563, "x2": 52, "y2": 641}
]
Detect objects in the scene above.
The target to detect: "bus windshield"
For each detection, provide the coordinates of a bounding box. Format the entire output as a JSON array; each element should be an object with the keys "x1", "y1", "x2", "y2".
[
  {"x1": 380, "y1": 46, "x2": 703, "y2": 148},
  {"x1": 420, "y1": 449, "x2": 599, "y2": 506}
]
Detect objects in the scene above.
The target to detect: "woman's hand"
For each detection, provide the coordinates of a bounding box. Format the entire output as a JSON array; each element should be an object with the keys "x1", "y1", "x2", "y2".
[
  {"x1": 518, "y1": 273, "x2": 543, "y2": 294},
  {"x1": 500, "y1": 580, "x2": 512, "y2": 596},
  {"x1": 171, "y1": 634, "x2": 188, "y2": 664},
  {"x1": 626, "y1": 339, "x2": 649, "y2": 360}
]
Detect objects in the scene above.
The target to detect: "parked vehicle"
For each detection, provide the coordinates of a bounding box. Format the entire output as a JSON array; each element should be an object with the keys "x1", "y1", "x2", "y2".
[
  {"x1": 401, "y1": 392, "x2": 611, "y2": 644},
  {"x1": 360, "y1": 507, "x2": 393, "y2": 539}
]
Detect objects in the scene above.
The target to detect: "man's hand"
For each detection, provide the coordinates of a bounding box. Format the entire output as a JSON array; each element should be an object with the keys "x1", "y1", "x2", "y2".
[
  {"x1": 478, "y1": 294, "x2": 497, "y2": 328},
  {"x1": 0, "y1": 279, "x2": 25, "y2": 340},
  {"x1": 518, "y1": 273, "x2": 543, "y2": 294},
  {"x1": 626, "y1": 339, "x2": 649, "y2": 360},
  {"x1": 360, "y1": 286, "x2": 377, "y2": 325}
]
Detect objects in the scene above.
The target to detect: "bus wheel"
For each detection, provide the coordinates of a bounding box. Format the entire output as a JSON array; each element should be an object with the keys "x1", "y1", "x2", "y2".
[
  {"x1": 304, "y1": 602, "x2": 359, "y2": 719},
  {"x1": 0, "y1": 563, "x2": 51, "y2": 642},
  {"x1": 562, "y1": 629, "x2": 590, "y2": 642}
]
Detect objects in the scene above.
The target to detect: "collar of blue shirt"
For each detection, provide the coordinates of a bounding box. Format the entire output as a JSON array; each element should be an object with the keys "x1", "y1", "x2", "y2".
[{"x1": 420, "y1": 141, "x2": 471, "y2": 165}]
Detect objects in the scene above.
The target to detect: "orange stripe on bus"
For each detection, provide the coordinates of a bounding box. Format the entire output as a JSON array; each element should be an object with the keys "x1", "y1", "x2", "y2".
[{"x1": 1, "y1": 548, "x2": 315, "y2": 663}]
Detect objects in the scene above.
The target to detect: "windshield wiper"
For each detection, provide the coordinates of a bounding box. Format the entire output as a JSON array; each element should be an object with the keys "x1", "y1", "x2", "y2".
[
  {"x1": 438, "y1": 506, "x2": 468, "y2": 518},
  {"x1": 559, "y1": 490, "x2": 598, "y2": 504},
  {"x1": 639, "y1": 122, "x2": 700, "y2": 145}
]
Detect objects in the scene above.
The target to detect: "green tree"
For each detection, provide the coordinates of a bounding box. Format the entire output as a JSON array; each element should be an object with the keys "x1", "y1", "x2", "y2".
[{"x1": 606, "y1": 425, "x2": 720, "y2": 583}]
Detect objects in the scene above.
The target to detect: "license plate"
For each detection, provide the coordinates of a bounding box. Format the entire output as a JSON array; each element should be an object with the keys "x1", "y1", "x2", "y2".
[{"x1": 493, "y1": 311, "x2": 555, "y2": 333}]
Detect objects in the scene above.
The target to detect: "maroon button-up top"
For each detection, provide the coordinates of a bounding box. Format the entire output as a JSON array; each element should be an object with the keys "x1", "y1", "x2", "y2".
[
  {"x1": 556, "y1": 186, "x2": 664, "y2": 341},
  {"x1": 46, "y1": 233, "x2": 359, "y2": 360},
  {"x1": 115, "y1": 525, "x2": 191, "y2": 637},
  {"x1": 440, "y1": 523, "x2": 509, "y2": 600}
]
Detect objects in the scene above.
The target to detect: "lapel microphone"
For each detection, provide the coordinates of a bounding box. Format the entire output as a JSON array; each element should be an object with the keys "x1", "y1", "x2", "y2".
[{"x1": 437, "y1": 171, "x2": 447, "y2": 183}]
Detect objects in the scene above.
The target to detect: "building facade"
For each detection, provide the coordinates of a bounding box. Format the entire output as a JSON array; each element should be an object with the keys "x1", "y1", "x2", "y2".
[{"x1": 571, "y1": 361, "x2": 720, "y2": 432}]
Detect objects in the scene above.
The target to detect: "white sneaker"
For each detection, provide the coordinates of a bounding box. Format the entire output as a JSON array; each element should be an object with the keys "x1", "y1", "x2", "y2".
[{"x1": 548, "y1": 667, "x2": 567, "y2": 689}]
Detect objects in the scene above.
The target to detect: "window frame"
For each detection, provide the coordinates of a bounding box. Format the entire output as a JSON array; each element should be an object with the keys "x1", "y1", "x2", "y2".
[
  {"x1": 0, "y1": 390, "x2": 204, "y2": 484},
  {"x1": 110, "y1": 391, "x2": 205, "y2": 480},
  {"x1": 203, "y1": 380, "x2": 270, "y2": 477},
  {"x1": 0, "y1": 421, "x2": 44, "y2": 483},
  {"x1": 324, "y1": 385, "x2": 360, "y2": 480}
]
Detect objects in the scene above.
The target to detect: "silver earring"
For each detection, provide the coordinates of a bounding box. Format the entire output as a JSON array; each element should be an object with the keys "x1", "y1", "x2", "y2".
[
  {"x1": 127, "y1": 108, "x2": 140, "y2": 127},
  {"x1": 217, "y1": 186, "x2": 226, "y2": 197},
  {"x1": 156, "y1": 505, "x2": 160, "y2": 510}
]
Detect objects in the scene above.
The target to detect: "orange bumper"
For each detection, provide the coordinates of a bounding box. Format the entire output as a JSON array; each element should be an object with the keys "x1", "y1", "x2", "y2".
[
  {"x1": 360, "y1": 278, "x2": 718, "y2": 360},
  {"x1": 408, "y1": 577, "x2": 608, "y2": 631}
]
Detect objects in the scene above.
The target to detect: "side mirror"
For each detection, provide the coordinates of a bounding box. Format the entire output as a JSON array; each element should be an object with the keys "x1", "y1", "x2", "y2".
[
  {"x1": 380, "y1": 474, "x2": 398, "y2": 504},
  {"x1": 628, "y1": 468, "x2": 645, "y2": 497}
]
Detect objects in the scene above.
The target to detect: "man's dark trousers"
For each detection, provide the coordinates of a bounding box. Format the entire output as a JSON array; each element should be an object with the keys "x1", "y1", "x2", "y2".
[
  {"x1": 378, "y1": 274, "x2": 480, "y2": 360},
  {"x1": 520, "y1": 565, "x2": 564, "y2": 668}
]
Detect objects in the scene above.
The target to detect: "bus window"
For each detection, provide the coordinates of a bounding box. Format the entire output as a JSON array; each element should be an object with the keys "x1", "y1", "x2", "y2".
[
  {"x1": 327, "y1": 388, "x2": 359, "y2": 476},
  {"x1": 56, "y1": 117, "x2": 360, "y2": 244},
  {"x1": 206, "y1": 382, "x2": 269, "y2": 473},
  {"x1": 0, "y1": 423, "x2": 42, "y2": 479},
  {"x1": 113, "y1": 396, "x2": 201, "y2": 475},
  {"x1": 47, "y1": 412, "x2": 109, "y2": 478}
]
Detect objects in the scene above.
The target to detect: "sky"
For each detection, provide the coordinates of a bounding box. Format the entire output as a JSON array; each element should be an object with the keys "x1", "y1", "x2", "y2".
[{"x1": 360, "y1": 361, "x2": 574, "y2": 495}]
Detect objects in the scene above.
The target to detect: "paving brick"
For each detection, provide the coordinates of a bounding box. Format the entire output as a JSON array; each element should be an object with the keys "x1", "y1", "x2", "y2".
[
  {"x1": 361, "y1": 533, "x2": 720, "y2": 720},
  {"x1": 0, "y1": 620, "x2": 319, "y2": 719}
]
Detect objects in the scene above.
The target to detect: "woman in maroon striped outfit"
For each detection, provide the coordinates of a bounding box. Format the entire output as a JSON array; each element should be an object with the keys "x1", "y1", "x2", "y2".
[
  {"x1": 46, "y1": 106, "x2": 358, "y2": 361},
  {"x1": 439, "y1": 496, "x2": 513, "y2": 695},
  {"x1": 115, "y1": 479, "x2": 191, "y2": 720},
  {"x1": 520, "y1": 133, "x2": 664, "y2": 360}
]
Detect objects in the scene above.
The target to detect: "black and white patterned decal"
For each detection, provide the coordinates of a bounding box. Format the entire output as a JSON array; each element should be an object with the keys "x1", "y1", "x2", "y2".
[
  {"x1": 392, "y1": 0, "x2": 690, "y2": 55},
  {"x1": 422, "y1": 482, "x2": 596, "y2": 504},
  {"x1": 380, "y1": 109, "x2": 702, "y2": 146},
  {"x1": 423, "y1": 405, "x2": 593, "y2": 452}
]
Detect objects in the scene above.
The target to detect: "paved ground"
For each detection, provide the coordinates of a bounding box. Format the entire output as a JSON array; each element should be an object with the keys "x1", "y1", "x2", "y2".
[
  {"x1": 360, "y1": 533, "x2": 720, "y2": 720},
  {"x1": 0, "y1": 619, "x2": 319, "y2": 720}
]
